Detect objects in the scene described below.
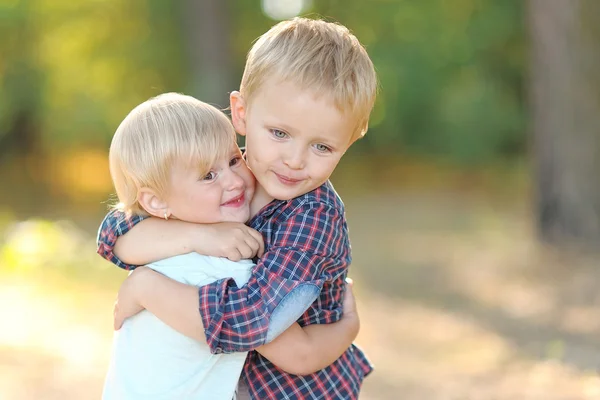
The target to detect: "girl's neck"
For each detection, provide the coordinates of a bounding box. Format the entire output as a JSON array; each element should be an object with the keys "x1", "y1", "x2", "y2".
[{"x1": 250, "y1": 183, "x2": 275, "y2": 218}]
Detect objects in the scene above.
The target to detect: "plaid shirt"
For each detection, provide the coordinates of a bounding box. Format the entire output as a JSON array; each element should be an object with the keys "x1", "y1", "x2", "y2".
[{"x1": 97, "y1": 180, "x2": 373, "y2": 399}]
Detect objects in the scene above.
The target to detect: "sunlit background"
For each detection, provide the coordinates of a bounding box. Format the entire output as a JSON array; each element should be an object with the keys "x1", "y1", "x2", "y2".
[{"x1": 2, "y1": 1, "x2": 600, "y2": 399}]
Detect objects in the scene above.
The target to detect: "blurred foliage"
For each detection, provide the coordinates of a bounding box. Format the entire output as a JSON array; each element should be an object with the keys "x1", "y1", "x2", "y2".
[
  {"x1": 0, "y1": 0, "x2": 525, "y2": 164},
  {"x1": 0, "y1": 218, "x2": 116, "y2": 285},
  {"x1": 318, "y1": 0, "x2": 526, "y2": 163}
]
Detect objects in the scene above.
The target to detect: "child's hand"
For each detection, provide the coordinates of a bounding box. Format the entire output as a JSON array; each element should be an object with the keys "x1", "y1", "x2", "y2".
[
  {"x1": 113, "y1": 266, "x2": 151, "y2": 330},
  {"x1": 341, "y1": 277, "x2": 360, "y2": 341},
  {"x1": 342, "y1": 277, "x2": 359, "y2": 321},
  {"x1": 195, "y1": 222, "x2": 265, "y2": 261}
]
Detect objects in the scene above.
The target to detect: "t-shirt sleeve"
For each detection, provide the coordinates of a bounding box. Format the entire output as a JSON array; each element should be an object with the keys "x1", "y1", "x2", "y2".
[{"x1": 96, "y1": 208, "x2": 149, "y2": 270}]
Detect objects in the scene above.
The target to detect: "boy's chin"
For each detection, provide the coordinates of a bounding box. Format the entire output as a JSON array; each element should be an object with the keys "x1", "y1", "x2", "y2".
[
  {"x1": 266, "y1": 186, "x2": 301, "y2": 201},
  {"x1": 268, "y1": 184, "x2": 323, "y2": 201}
]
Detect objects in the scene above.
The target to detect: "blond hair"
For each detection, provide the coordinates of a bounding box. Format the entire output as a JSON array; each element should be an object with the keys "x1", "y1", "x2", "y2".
[
  {"x1": 109, "y1": 92, "x2": 236, "y2": 216},
  {"x1": 240, "y1": 17, "x2": 377, "y2": 139}
]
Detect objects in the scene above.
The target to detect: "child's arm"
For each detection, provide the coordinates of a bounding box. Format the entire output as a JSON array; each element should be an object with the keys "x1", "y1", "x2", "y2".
[
  {"x1": 113, "y1": 266, "x2": 205, "y2": 335},
  {"x1": 113, "y1": 266, "x2": 319, "y2": 345},
  {"x1": 114, "y1": 218, "x2": 264, "y2": 264},
  {"x1": 255, "y1": 279, "x2": 360, "y2": 376},
  {"x1": 97, "y1": 209, "x2": 264, "y2": 268},
  {"x1": 113, "y1": 202, "x2": 348, "y2": 354},
  {"x1": 196, "y1": 202, "x2": 349, "y2": 353},
  {"x1": 112, "y1": 267, "x2": 359, "y2": 376}
]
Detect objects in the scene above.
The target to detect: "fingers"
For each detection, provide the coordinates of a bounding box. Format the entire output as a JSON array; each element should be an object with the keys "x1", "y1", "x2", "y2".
[
  {"x1": 112, "y1": 267, "x2": 149, "y2": 330},
  {"x1": 247, "y1": 228, "x2": 265, "y2": 257},
  {"x1": 344, "y1": 282, "x2": 356, "y2": 302},
  {"x1": 243, "y1": 236, "x2": 261, "y2": 259},
  {"x1": 238, "y1": 243, "x2": 254, "y2": 259},
  {"x1": 226, "y1": 248, "x2": 243, "y2": 262},
  {"x1": 114, "y1": 316, "x2": 124, "y2": 331},
  {"x1": 237, "y1": 227, "x2": 262, "y2": 259},
  {"x1": 224, "y1": 227, "x2": 264, "y2": 261},
  {"x1": 216, "y1": 225, "x2": 266, "y2": 261},
  {"x1": 113, "y1": 301, "x2": 123, "y2": 331},
  {"x1": 342, "y1": 276, "x2": 357, "y2": 314},
  {"x1": 225, "y1": 241, "x2": 251, "y2": 260}
]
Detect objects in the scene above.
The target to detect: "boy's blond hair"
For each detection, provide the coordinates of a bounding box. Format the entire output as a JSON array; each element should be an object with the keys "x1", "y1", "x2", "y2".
[
  {"x1": 109, "y1": 92, "x2": 236, "y2": 216},
  {"x1": 240, "y1": 17, "x2": 377, "y2": 139}
]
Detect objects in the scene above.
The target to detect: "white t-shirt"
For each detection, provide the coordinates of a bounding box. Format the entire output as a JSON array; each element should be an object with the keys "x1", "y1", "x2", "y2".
[{"x1": 102, "y1": 253, "x2": 253, "y2": 400}]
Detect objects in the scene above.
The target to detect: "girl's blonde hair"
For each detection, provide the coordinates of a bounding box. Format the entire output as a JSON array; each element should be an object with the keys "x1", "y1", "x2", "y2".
[
  {"x1": 109, "y1": 92, "x2": 236, "y2": 215},
  {"x1": 240, "y1": 17, "x2": 378, "y2": 139}
]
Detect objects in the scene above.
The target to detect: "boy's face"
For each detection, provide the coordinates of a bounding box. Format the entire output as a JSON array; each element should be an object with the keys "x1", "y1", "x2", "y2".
[
  {"x1": 232, "y1": 79, "x2": 356, "y2": 201},
  {"x1": 165, "y1": 144, "x2": 255, "y2": 224}
]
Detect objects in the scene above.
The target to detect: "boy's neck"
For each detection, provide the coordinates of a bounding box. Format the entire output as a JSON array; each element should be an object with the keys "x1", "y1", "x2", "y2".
[{"x1": 250, "y1": 183, "x2": 275, "y2": 217}]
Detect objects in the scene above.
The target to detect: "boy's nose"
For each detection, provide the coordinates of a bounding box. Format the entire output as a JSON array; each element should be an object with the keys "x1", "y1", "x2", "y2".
[{"x1": 283, "y1": 147, "x2": 306, "y2": 170}]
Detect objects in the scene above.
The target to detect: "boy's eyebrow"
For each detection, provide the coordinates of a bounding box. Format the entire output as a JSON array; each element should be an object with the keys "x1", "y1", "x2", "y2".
[
  {"x1": 266, "y1": 120, "x2": 346, "y2": 146},
  {"x1": 266, "y1": 120, "x2": 326, "y2": 138},
  {"x1": 264, "y1": 119, "x2": 296, "y2": 133}
]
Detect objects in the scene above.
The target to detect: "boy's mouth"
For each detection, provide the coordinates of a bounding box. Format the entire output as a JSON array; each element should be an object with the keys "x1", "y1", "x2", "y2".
[
  {"x1": 274, "y1": 172, "x2": 304, "y2": 186},
  {"x1": 221, "y1": 193, "x2": 246, "y2": 207}
]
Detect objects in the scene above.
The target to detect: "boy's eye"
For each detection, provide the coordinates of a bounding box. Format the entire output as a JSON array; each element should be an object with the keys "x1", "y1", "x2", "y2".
[
  {"x1": 314, "y1": 143, "x2": 331, "y2": 153},
  {"x1": 201, "y1": 171, "x2": 217, "y2": 181},
  {"x1": 229, "y1": 156, "x2": 241, "y2": 167},
  {"x1": 271, "y1": 129, "x2": 287, "y2": 139}
]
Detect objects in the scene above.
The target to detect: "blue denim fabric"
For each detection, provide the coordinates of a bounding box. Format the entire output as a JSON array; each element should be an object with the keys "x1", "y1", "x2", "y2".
[{"x1": 264, "y1": 283, "x2": 320, "y2": 343}]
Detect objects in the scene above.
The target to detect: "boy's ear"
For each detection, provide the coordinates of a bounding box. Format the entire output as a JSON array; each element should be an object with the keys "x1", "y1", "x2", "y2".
[
  {"x1": 230, "y1": 91, "x2": 247, "y2": 136},
  {"x1": 138, "y1": 188, "x2": 170, "y2": 219},
  {"x1": 349, "y1": 122, "x2": 369, "y2": 146}
]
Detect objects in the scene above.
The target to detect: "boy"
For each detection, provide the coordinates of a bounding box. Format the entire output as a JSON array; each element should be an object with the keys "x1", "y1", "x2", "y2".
[
  {"x1": 102, "y1": 92, "x2": 359, "y2": 399},
  {"x1": 98, "y1": 17, "x2": 377, "y2": 399}
]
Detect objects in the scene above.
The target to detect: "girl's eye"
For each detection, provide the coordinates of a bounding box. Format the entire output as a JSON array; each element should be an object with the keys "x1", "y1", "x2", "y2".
[
  {"x1": 202, "y1": 171, "x2": 217, "y2": 181},
  {"x1": 229, "y1": 156, "x2": 241, "y2": 167},
  {"x1": 314, "y1": 143, "x2": 331, "y2": 153},
  {"x1": 271, "y1": 129, "x2": 287, "y2": 139}
]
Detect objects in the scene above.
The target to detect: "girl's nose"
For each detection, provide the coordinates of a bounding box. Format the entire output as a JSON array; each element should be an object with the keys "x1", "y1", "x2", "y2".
[{"x1": 223, "y1": 168, "x2": 244, "y2": 190}]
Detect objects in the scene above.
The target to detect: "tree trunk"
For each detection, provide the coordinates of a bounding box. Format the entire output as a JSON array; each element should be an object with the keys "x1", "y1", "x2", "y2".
[
  {"x1": 181, "y1": 0, "x2": 233, "y2": 108},
  {"x1": 0, "y1": 0, "x2": 43, "y2": 164},
  {"x1": 529, "y1": 0, "x2": 600, "y2": 245},
  {"x1": 0, "y1": 109, "x2": 39, "y2": 159}
]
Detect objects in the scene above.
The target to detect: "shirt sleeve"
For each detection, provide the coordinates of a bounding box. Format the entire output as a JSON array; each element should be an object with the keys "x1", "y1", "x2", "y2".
[
  {"x1": 198, "y1": 201, "x2": 348, "y2": 353},
  {"x1": 96, "y1": 208, "x2": 148, "y2": 270}
]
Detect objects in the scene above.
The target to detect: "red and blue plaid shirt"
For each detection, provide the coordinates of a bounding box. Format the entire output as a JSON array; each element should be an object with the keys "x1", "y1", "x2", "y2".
[{"x1": 97, "y1": 180, "x2": 373, "y2": 399}]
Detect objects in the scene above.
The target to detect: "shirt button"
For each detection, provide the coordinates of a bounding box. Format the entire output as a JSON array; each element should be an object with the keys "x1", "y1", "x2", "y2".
[{"x1": 215, "y1": 347, "x2": 223, "y2": 354}]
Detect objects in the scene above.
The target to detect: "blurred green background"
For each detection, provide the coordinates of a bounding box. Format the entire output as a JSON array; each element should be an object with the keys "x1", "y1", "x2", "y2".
[{"x1": 2, "y1": 1, "x2": 600, "y2": 399}]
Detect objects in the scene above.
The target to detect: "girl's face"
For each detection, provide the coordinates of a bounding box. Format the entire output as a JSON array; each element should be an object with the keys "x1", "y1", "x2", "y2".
[{"x1": 164, "y1": 144, "x2": 255, "y2": 224}]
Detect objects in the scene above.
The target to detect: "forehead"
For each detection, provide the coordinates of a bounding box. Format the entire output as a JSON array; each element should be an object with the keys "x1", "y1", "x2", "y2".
[
  {"x1": 177, "y1": 141, "x2": 239, "y2": 169},
  {"x1": 250, "y1": 79, "x2": 356, "y2": 145}
]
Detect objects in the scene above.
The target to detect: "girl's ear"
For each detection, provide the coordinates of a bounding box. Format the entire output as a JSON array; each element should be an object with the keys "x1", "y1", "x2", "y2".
[
  {"x1": 230, "y1": 91, "x2": 247, "y2": 136},
  {"x1": 138, "y1": 188, "x2": 170, "y2": 219}
]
